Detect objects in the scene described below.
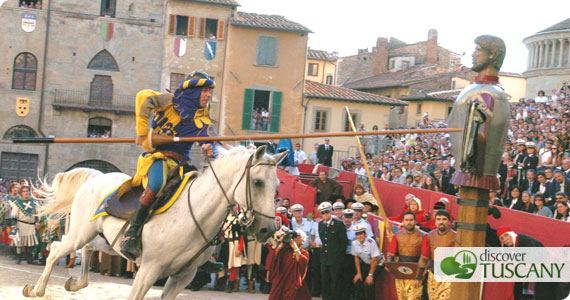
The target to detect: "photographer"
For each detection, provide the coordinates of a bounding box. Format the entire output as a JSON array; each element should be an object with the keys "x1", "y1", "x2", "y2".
[{"x1": 268, "y1": 229, "x2": 311, "y2": 300}]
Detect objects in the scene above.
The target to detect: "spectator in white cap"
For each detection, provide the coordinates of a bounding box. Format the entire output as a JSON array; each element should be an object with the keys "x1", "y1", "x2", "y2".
[
  {"x1": 291, "y1": 204, "x2": 313, "y2": 251},
  {"x1": 351, "y1": 202, "x2": 373, "y2": 238},
  {"x1": 332, "y1": 202, "x2": 345, "y2": 219},
  {"x1": 351, "y1": 225, "x2": 382, "y2": 300},
  {"x1": 276, "y1": 206, "x2": 288, "y2": 217},
  {"x1": 340, "y1": 208, "x2": 357, "y2": 299},
  {"x1": 317, "y1": 201, "x2": 347, "y2": 300}
]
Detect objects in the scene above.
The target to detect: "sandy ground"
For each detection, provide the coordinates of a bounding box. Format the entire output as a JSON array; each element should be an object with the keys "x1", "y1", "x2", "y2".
[{"x1": 0, "y1": 256, "x2": 271, "y2": 300}]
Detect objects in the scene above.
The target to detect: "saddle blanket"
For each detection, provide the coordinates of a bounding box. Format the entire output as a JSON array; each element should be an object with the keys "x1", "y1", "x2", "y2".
[{"x1": 90, "y1": 173, "x2": 194, "y2": 221}]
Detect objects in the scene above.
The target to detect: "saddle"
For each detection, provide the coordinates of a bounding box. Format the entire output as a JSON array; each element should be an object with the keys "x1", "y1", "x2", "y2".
[{"x1": 105, "y1": 164, "x2": 198, "y2": 221}]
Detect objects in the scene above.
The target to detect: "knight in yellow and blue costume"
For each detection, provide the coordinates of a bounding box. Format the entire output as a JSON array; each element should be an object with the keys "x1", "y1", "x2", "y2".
[{"x1": 120, "y1": 71, "x2": 216, "y2": 260}]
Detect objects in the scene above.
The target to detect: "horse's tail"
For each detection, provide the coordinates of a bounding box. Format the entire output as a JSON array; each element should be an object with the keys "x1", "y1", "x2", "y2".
[{"x1": 35, "y1": 168, "x2": 103, "y2": 217}]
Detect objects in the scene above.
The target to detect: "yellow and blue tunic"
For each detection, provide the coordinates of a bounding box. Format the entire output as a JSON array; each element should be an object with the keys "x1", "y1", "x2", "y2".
[{"x1": 133, "y1": 77, "x2": 215, "y2": 195}]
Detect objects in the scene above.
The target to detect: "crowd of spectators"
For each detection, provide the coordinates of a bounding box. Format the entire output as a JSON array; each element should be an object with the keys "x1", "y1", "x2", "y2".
[
  {"x1": 88, "y1": 130, "x2": 111, "y2": 138},
  {"x1": 20, "y1": 1, "x2": 42, "y2": 8}
]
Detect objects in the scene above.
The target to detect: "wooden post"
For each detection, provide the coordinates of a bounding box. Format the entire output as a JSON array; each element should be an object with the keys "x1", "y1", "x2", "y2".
[
  {"x1": 450, "y1": 186, "x2": 489, "y2": 300},
  {"x1": 345, "y1": 107, "x2": 393, "y2": 239}
]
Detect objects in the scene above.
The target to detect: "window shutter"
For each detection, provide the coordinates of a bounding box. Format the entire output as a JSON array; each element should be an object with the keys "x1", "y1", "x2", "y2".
[
  {"x1": 187, "y1": 17, "x2": 195, "y2": 37},
  {"x1": 168, "y1": 14, "x2": 175, "y2": 35},
  {"x1": 267, "y1": 37, "x2": 277, "y2": 66},
  {"x1": 269, "y1": 91, "x2": 282, "y2": 132},
  {"x1": 256, "y1": 36, "x2": 265, "y2": 65},
  {"x1": 198, "y1": 18, "x2": 206, "y2": 38},
  {"x1": 242, "y1": 89, "x2": 254, "y2": 130},
  {"x1": 217, "y1": 20, "x2": 225, "y2": 40}
]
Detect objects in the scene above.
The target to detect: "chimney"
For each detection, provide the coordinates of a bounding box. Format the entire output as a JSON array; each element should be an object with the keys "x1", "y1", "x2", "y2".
[
  {"x1": 373, "y1": 37, "x2": 389, "y2": 75},
  {"x1": 426, "y1": 29, "x2": 438, "y2": 65}
]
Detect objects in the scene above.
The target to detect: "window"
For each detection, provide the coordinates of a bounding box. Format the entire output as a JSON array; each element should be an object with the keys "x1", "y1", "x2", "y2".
[
  {"x1": 448, "y1": 106, "x2": 453, "y2": 117},
  {"x1": 314, "y1": 110, "x2": 328, "y2": 132},
  {"x1": 175, "y1": 15, "x2": 188, "y2": 35},
  {"x1": 326, "y1": 75, "x2": 333, "y2": 85},
  {"x1": 417, "y1": 103, "x2": 422, "y2": 115},
  {"x1": 308, "y1": 63, "x2": 318, "y2": 76},
  {"x1": 241, "y1": 89, "x2": 282, "y2": 132},
  {"x1": 67, "y1": 160, "x2": 120, "y2": 173},
  {"x1": 169, "y1": 73, "x2": 185, "y2": 92},
  {"x1": 389, "y1": 59, "x2": 395, "y2": 69},
  {"x1": 100, "y1": 0, "x2": 116, "y2": 17},
  {"x1": 256, "y1": 36, "x2": 278, "y2": 66},
  {"x1": 12, "y1": 53, "x2": 37, "y2": 90},
  {"x1": 88, "y1": 50, "x2": 119, "y2": 71},
  {"x1": 89, "y1": 75, "x2": 113, "y2": 106},
  {"x1": 0, "y1": 152, "x2": 38, "y2": 181},
  {"x1": 343, "y1": 111, "x2": 359, "y2": 132},
  {"x1": 205, "y1": 19, "x2": 218, "y2": 39},
  {"x1": 3, "y1": 125, "x2": 38, "y2": 140},
  {"x1": 451, "y1": 80, "x2": 456, "y2": 90},
  {"x1": 88, "y1": 117, "x2": 112, "y2": 137}
]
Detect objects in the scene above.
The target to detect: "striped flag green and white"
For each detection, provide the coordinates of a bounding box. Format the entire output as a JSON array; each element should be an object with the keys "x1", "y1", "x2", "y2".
[{"x1": 101, "y1": 22, "x2": 114, "y2": 41}]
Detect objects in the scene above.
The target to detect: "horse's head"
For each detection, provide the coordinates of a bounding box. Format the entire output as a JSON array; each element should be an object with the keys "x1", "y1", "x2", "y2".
[{"x1": 232, "y1": 146, "x2": 287, "y2": 242}]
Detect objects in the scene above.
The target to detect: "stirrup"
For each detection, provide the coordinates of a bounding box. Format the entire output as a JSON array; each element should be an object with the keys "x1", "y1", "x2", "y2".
[{"x1": 120, "y1": 236, "x2": 141, "y2": 261}]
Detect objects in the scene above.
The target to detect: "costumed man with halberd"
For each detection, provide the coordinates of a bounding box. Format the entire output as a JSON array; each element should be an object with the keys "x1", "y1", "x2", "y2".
[
  {"x1": 10, "y1": 185, "x2": 39, "y2": 264},
  {"x1": 418, "y1": 210, "x2": 456, "y2": 300},
  {"x1": 120, "y1": 71, "x2": 216, "y2": 260},
  {"x1": 386, "y1": 211, "x2": 426, "y2": 300}
]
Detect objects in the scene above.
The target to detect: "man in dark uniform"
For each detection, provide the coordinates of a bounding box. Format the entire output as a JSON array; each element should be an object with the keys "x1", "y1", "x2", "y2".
[
  {"x1": 317, "y1": 138, "x2": 334, "y2": 167},
  {"x1": 317, "y1": 202, "x2": 348, "y2": 300},
  {"x1": 497, "y1": 226, "x2": 558, "y2": 300}
]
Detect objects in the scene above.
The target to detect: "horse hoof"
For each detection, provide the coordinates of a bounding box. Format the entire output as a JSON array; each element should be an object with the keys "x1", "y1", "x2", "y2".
[
  {"x1": 22, "y1": 284, "x2": 35, "y2": 297},
  {"x1": 64, "y1": 277, "x2": 74, "y2": 291}
]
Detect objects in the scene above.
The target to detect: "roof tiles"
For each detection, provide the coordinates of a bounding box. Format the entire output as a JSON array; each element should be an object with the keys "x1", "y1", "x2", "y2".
[
  {"x1": 232, "y1": 12, "x2": 311, "y2": 33},
  {"x1": 305, "y1": 80, "x2": 406, "y2": 106}
]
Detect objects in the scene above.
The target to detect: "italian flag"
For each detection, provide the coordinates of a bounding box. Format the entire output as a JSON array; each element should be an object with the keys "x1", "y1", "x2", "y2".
[{"x1": 101, "y1": 22, "x2": 114, "y2": 41}]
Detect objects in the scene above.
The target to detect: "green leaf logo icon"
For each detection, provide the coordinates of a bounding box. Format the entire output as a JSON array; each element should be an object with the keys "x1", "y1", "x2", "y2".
[{"x1": 440, "y1": 250, "x2": 477, "y2": 279}]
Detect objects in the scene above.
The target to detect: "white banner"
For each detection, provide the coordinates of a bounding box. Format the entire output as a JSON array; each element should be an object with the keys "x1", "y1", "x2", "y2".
[{"x1": 434, "y1": 247, "x2": 570, "y2": 282}]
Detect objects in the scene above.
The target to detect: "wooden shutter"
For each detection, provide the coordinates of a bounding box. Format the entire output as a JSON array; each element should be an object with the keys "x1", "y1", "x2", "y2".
[
  {"x1": 168, "y1": 14, "x2": 175, "y2": 35},
  {"x1": 187, "y1": 17, "x2": 196, "y2": 37},
  {"x1": 267, "y1": 37, "x2": 277, "y2": 66},
  {"x1": 269, "y1": 91, "x2": 282, "y2": 132},
  {"x1": 256, "y1": 36, "x2": 266, "y2": 65},
  {"x1": 242, "y1": 89, "x2": 254, "y2": 130},
  {"x1": 217, "y1": 20, "x2": 225, "y2": 40},
  {"x1": 198, "y1": 18, "x2": 206, "y2": 38}
]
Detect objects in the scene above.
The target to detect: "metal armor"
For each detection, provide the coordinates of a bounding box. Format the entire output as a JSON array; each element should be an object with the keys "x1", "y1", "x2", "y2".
[{"x1": 447, "y1": 82, "x2": 510, "y2": 190}]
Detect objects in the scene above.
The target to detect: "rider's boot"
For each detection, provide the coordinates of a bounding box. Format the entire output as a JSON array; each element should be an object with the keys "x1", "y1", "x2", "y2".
[{"x1": 120, "y1": 189, "x2": 154, "y2": 260}]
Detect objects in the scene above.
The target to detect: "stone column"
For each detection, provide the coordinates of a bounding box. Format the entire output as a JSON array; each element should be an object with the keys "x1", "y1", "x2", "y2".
[
  {"x1": 559, "y1": 39, "x2": 565, "y2": 68},
  {"x1": 550, "y1": 40, "x2": 557, "y2": 67},
  {"x1": 536, "y1": 41, "x2": 544, "y2": 69},
  {"x1": 533, "y1": 42, "x2": 539, "y2": 68},
  {"x1": 527, "y1": 44, "x2": 532, "y2": 70}
]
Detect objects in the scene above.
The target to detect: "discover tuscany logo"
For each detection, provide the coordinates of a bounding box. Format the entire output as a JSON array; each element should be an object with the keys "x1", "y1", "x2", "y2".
[{"x1": 434, "y1": 247, "x2": 570, "y2": 282}]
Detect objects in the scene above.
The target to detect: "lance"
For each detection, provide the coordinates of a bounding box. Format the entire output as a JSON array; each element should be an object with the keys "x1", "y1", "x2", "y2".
[{"x1": 12, "y1": 128, "x2": 462, "y2": 144}]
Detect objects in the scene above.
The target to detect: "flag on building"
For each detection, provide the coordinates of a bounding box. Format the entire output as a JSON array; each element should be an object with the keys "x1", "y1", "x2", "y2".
[
  {"x1": 101, "y1": 22, "x2": 114, "y2": 41},
  {"x1": 174, "y1": 37, "x2": 187, "y2": 57}
]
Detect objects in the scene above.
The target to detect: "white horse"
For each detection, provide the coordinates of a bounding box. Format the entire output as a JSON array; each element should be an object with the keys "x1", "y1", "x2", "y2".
[{"x1": 23, "y1": 146, "x2": 285, "y2": 299}]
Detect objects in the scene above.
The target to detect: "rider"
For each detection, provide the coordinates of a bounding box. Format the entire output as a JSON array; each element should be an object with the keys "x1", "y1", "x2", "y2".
[{"x1": 120, "y1": 71, "x2": 215, "y2": 260}]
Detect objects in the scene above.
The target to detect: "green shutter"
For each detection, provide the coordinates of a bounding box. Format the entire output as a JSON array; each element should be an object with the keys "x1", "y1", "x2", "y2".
[
  {"x1": 242, "y1": 89, "x2": 254, "y2": 130},
  {"x1": 267, "y1": 37, "x2": 277, "y2": 66},
  {"x1": 256, "y1": 36, "x2": 266, "y2": 65},
  {"x1": 269, "y1": 91, "x2": 282, "y2": 132}
]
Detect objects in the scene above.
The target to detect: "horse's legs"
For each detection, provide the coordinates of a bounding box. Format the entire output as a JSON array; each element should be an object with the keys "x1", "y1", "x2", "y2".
[
  {"x1": 22, "y1": 239, "x2": 75, "y2": 297},
  {"x1": 160, "y1": 270, "x2": 197, "y2": 300},
  {"x1": 127, "y1": 262, "x2": 164, "y2": 300},
  {"x1": 64, "y1": 247, "x2": 92, "y2": 292}
]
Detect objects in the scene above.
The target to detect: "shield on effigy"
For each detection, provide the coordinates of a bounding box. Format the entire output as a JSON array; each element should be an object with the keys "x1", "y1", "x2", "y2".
[{"x1": 384, "y1": 262, "x2": 419, "y2": 279}]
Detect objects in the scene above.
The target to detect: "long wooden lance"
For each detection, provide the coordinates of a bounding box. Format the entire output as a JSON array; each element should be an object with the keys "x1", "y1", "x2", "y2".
[
  {"x1": 345, "y1": 107, "x2": 393, "y2": 240},
  {"x1": 12, "y1": 128, "x2": 462, "y2": 144}
]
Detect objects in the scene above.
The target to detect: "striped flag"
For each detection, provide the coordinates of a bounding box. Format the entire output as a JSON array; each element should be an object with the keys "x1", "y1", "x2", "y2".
[
  {"x1": 101, "y1": 22, "x2": 114, "y2": 41},
  {"x1": 174, "y1": 37, "x2": 187, "y2": 57}
]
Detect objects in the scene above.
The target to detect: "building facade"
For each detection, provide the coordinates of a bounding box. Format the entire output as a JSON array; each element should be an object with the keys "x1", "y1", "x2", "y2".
[
  {"x1": 220, "y1": 12, "x2": 310, "y2": 138},
  {"x1": 306, "y1": 48, "x2": 338, "y2": 85},
  {"x1": 523, "y1": 18, "x2": 570, "y2": 99}
]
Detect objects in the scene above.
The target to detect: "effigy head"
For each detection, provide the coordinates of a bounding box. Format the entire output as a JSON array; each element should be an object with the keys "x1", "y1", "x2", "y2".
[{"x1": 472, "y1": 35, "x2": 506, "y2": 72}]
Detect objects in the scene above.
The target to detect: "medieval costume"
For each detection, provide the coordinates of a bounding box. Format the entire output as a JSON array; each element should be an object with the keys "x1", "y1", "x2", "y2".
[
  {"x1": 419, "y1": 228, "x2": 456, "y2": 300},
  {"x1": 10, "y1": 194, "x2": 38, "y2": 264},
  {"x1": 224, "y1": 216, "x2": 246, "y2": 292},
  {"x1": 0, "y1": 193, "x2": 15, "y2": 255},
  {"x1": 268, "y1": 245, "x2": 311, "y2": 300},
  {"x1": 387, "y1": 228, "x2": 426, "y2": 300},
  {"x1": 121, "y1": 72, "x2": 216, "y2": 260}
]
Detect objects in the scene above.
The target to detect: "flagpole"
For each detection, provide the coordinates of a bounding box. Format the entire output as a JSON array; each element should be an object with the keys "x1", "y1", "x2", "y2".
[{"x1": 345, "y1": 106, "x2": 393, "y2": 239}]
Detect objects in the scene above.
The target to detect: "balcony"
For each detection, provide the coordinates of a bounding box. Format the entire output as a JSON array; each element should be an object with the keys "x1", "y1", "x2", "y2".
[{"x1": 52, "y1": 89, "x2": 135, "y2": 114}]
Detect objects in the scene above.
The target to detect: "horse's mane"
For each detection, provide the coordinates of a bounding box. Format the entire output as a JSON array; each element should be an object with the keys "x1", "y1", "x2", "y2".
[{"x1": 34, "y1": 168, "x2": 103, "y2": 217}]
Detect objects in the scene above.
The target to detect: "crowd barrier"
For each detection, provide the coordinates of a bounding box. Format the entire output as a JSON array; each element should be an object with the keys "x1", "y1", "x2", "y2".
[{"x1": 278, "y1": 164, "x2": 570, "y2": 299}]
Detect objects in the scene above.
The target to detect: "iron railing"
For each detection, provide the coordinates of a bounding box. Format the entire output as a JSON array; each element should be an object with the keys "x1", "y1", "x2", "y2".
[{"x1": 54, "y1": 89, "x2": 135, "y2": 111}]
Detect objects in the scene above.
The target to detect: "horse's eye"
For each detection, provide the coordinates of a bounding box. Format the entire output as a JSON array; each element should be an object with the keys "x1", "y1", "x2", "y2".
[{"x1": 253, "y1": 179, "x2": 264, "y2": 188}]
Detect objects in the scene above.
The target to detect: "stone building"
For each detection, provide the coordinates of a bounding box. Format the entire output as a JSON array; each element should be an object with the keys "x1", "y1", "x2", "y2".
[
  {"x1": 219, "y1": 12, "x2": 310, "y2": 138},
  {"x1": 0, "y1": 0, "x2": 242, "y2": 180},
  {"x1": 523, "y1": 18, "x2": 570, "y2": 99},
  {"x1": 306, "y1": 48, "x2": 338, "y2": 85},
  {"x1": 337, "y1": 29, "x2": 462, "y2": 86}
]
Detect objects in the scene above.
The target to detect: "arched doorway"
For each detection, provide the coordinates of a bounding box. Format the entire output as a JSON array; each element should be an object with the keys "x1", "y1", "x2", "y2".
[{"x1": 67, "y1": 160, "x2": 121, "y2": 173}]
